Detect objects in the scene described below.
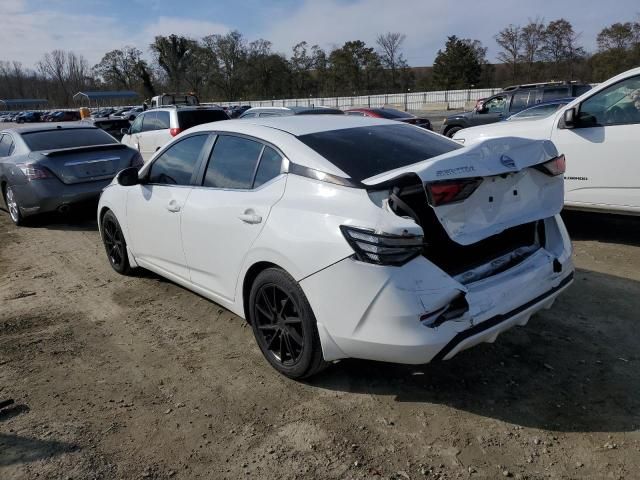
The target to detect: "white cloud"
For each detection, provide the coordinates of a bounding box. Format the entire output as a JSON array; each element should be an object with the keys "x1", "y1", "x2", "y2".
[{"x1": 138, "y1": 17, "x2": 230, "y2": 45}]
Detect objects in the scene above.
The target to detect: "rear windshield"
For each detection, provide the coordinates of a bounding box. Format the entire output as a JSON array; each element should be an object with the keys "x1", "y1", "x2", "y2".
[
  {"x1": 22, "y1": 128, "x2": 117, "y2": 151},
  {"x1": 371, "y1": 108, "x2": 412, "y2": 119},
  {"x1": 178, "y1": 109, "x2": 229, "y2": 130},
  {"x1": 298, "y1": 124, "x2": 461, "y2": 181},
  {"x1": 297, "y1": 109, "x2": 344, "y2": 115}
]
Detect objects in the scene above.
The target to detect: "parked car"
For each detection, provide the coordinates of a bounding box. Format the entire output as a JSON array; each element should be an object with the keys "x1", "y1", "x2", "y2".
[
  {"x1": 15, "y1": 111, "x2": 42, "y2": 123},
  {"x1": 440, "y1": 81, "x2": 592, "y2": 137},
  {"x1": 110, "y1": 107, "x2": 133, "y2": 119},
  {"x1": 89, "y1": 117, "x2": 132, "y2": 141},
  {"x1": 502, "y1": 98, "x2": 574, "y2": 121},
  {"x1": 98, "y1": 115, "x2": 573, "y2": 378},
  {"x1": 121, "y1": 106, "x2": 229, "y2": 162},
  {"x1": 92, "y1": 108, "x2": 116, "y2": 119},
  {"x1": 47, "y1": 111, "x2": 81, "y2": 122},
  {"x1": 123, "y1": 106, "x2": 144, "y2": 121},
  {"x1": 226, "y1": 105, "x2": 252, "y2": 118},
  {"x1": 0, "y1": 125, "x2": 142, "y2": 225},
  {"x1": 239, "y1": 106, "x2": 344, "y2": 118},
  {"x1": 453, "y1": 67, "x2": 640, "y2": 216},
  {"x1": 344, "y1": 107, "x2": 432, "y2": 130}
]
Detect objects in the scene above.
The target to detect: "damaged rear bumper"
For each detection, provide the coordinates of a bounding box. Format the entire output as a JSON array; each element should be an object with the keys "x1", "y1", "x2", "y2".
[{"x1": 300, "y1": 215, "x2": 574, "y2": 364}]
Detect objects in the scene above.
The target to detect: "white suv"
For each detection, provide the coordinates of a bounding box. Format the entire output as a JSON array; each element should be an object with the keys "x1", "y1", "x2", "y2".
[{"x1": 121, "y1": 106, "x2": 229, "y2": 162}]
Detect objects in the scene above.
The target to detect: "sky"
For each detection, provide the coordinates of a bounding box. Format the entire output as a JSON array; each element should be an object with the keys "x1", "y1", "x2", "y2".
[{"x1": 1, "y1": 0, "x2": 638, "y2": 68}]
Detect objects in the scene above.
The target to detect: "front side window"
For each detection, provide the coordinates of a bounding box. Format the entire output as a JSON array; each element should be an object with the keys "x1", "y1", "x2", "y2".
[
  {"x1": 579, "y1": 75, "x2": 640, "y2": 126},
  {"x1": 203, "y1": 135, "x2": 263, "y2": 189},
  {"x1": 148, "y1": 134, "x2": 208, "y2": 185},
  {"x1": 483, "y1": 96, "x2": 507, "y2": 113},
  {"x1": 130, "y1": 114, "x2": 144, "y2": 134}
]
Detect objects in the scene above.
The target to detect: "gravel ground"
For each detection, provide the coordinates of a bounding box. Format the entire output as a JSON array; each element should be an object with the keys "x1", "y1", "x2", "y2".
[{"x1": 0, "y1": 202, "x2": 639, "y2": 479}]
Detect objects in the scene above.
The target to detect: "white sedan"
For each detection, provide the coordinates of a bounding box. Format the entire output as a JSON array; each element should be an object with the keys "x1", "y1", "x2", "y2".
[
  {"x1": 98, "y1": 116, "x2": 574, "y2": 378},
  {"x1": 454, "y1": 67, "x2": 640, "y2": 216}
]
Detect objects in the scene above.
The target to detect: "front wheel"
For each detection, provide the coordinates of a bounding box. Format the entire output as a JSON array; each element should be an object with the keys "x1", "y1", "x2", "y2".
[
  {"x1": 249, "y1": 268, "x2": 327, "y2": 379},
  {"x1": 445, "y1": 126, "x2": 463, "y2": 138},
  {"x1": 101, "y1": 210, "x2": 135, "y2": 275}
]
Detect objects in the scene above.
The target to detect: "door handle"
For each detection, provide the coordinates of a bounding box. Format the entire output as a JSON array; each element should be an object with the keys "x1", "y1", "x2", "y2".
[
  {"x1": 166, "y1": 199, "x2": 181, "y2": 212},
  {"x1": 238, "y1": 212, "x2": 262, "y2": 224}
]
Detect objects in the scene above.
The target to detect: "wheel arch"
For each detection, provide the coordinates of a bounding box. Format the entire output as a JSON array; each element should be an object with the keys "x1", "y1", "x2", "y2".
[{"x1": 241, "y1": 261, "x2": 281, "y2": 323}]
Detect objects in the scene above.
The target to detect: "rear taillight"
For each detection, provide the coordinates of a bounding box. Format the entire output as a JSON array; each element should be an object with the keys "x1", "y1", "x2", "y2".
[
  {"x1": 169, "y1": 128, "x2": 182, "y2": 137},
  {"x1": 340, "y1": 226, "x2": 423, "y2": 266},
  {"x1": 130, "y1": 152, "x2": 144, "y2": 170},
  {"x1": 535, "y1": 154, "x2": 566, "y2": 176},
  {"x1": 16, "y1": 163, "x2": 53, "y2": 181},
  {"x1": 425, "y1": 178, "x2": 482, "y2": 207}
]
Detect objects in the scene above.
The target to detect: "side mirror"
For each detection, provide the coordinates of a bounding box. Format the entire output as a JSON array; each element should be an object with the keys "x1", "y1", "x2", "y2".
[
  {"x1": 117, "y1": 167, "x2": 140, "y2": 186},
  {"x1": 563, "y1": 107, "x2": 577, "y2": 129},
  {"x1": 121, "y1": 127, "x2": 130, "y2": 136}
]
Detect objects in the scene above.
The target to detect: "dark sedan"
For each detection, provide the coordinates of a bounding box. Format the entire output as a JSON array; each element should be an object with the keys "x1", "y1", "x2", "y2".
[
  {"x1": 344, "y1": 107, "x2": 432, "y2": 130},
  {"x1": 0, "y1": 125, "x2": 142, "y2": 225}
]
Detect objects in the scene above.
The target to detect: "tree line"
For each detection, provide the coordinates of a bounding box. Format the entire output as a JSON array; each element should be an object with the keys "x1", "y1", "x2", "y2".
[{"x1": 0, "y1": 18, "x2": 638, "y2": 108}]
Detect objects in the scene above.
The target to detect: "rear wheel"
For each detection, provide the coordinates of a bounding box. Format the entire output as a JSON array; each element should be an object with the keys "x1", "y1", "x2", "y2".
[
  {"x1": 445, "y1": 126, "x2": 463, "y2": 138},
  {"x1": 101, "y1": 210, "x2": 134, "y2": 275},
  {"x1": 249, "y1": 268, "x2": 327, "y2": 379},
  {"x1": 4, "y1": 185, "x2": 25, "y2": 226}
]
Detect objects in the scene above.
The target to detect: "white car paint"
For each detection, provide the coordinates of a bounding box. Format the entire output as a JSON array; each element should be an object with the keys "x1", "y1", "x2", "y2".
[
  {"x1": 99, "y1": 116, "x2": 573, "y2": 373},
  {"x1": 453, "y1": 67, "x2": 640, "y2": 215}
]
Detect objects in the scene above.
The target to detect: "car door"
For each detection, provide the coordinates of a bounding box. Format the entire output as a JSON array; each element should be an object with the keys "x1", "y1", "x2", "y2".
[
  {"x1": 126, "y1": 133, "x2": 211, "y2": 282},
  {"x1": 474, "y1": 95, "x2": 508, "y2": 125},
  {"x1": 181, "y1": 134, "x2": 286, "y2": 301},
  {"x1": 551, "y1": 74, "x2": 640, "y2": 211},
  {"x1": 151, "y1": 110, "x2": 172, "y2": 155},
  {"x1": 137, "y1": 112, "x2": 158, "y2": 162}
]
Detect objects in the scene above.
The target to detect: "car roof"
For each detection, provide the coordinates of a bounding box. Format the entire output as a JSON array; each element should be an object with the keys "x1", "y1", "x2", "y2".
[
  {"x1": 1, "y1": 124, "x2": 97, "y2": 135},
  {"x1": 191, "y1": 114, "x2": 397, "y2": 136}
]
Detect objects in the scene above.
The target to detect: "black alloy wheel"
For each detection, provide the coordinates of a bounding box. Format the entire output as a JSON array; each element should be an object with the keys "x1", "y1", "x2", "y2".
[
  {"x1": 101, "y1": 210, "x2": 133, "y2": 275},
  {"x1": 249, "y1": 268, "x2": 327, "y2": 379}
]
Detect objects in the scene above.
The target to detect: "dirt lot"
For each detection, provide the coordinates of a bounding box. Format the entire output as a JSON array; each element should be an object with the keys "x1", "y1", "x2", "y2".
[{"x1": 1, "y1": 208, "x2": 639, "y2": 480}]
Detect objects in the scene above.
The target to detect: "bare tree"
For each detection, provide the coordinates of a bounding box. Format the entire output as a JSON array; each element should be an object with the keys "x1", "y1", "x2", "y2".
[
  {"x1": 203, "y1": 30, "x2": 247, "y2": 100},
  {"x1": 376, "y1": 32, "x2": 407, "y2": 89},
  {"x1": 150, "y1": 34, "x2": 196, "y2": 92},
  {"x1": 521, "y1": 18, "x2": 546, "y2": 78},
  {"x1": 495, "y1": 25, "x2": 521, "y2": 83}
]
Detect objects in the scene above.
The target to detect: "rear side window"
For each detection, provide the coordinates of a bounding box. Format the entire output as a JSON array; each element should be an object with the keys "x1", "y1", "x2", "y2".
[
  {"x1": 156, "y1": 111, "x2": 170, "y2": 129},
  {"x1": 542, "y1": 87, "x2": 570, "y2": 101},
  {"x1": 21, "y1": 128, "x2": 117, "y2": 151},
  {"x1": 0, "y1": 134, "x2": 15, "y2": 157},
  {"x1": 141, "y1": 112, "x2": 157, "y2": 132},
  {"x1": 149, "y1": 134, "x2": 208, "y2": 185},
  {"x1": 203, "y1": 135, "x2": 263, "y2": 189},
  {"x1": 298, "y1": 124, "x2": 461, "y2": 181},
  {"x1": 177, "y1": 110, "x2": 228, "y2": 131},
  {"x1": 254, "y1": 147, "x2": 283, "y2": 188}
]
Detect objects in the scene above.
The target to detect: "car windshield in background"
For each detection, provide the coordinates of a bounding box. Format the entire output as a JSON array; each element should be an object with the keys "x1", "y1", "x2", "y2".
[
  {"x1": 21, "y1": 128, "x2": 117, "y2": 151},
  {"x1": 508, "y1": 102, "x2": 567, "y2": 120},
  {"x1": 371, "y1": 108, "x2": 412, "y2": 119},
  {"x1": 298, "y1": 124, "x2": 461, "y2": 181},
  {"x1": 178, "y1": 109, "x2": 229, "y2": 130}
]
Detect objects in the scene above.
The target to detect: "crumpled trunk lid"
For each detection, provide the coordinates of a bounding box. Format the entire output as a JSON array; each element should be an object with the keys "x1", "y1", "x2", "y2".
[{"x1": 363, "y1": 137, "x2": 564, "y2": 245}]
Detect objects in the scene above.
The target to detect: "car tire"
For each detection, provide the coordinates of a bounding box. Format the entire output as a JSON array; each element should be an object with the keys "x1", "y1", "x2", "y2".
[
  {"x1": 249, "y1": 268, "x2": 328, "y2": 379},
  {"x1": 445, "y1": 126, "x2": 463, "y2": 138},
  {"x1": 4, "y1": 185, "x2": 25, "y2": 226},
  {"x1": 101, "y1": 210, "x2": 135, "y2": 275}
]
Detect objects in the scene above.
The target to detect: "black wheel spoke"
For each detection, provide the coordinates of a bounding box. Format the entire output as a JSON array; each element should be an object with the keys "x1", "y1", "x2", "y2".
[{"x1": 254, "y1": 282, "x2": 306, "y2": 367}]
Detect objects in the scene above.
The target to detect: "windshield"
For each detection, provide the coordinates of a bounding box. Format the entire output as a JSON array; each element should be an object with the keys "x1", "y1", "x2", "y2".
[
  {"x1": 298, "y1": 124, "x2": 461, "y2": 181},
  {"x1": 22, "y1": 128, "x2": 117, "y2": 151}
]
